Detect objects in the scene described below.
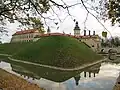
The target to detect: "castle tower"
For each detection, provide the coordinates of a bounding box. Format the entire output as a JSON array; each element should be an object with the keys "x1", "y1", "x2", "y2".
[
  {"x1": 47, "y1": 26, "x2": 50, "y2": 34},
  {"x1": 74, "y1": 21, "x2": 80, "y2": 36}
]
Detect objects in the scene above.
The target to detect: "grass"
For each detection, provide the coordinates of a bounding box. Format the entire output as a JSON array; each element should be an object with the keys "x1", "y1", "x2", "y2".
[
  {"x1": 0, "y1": 55, "x2": 9, "y2": 61},
  {"x1": 0, "y1": 42, "x2": 32, "y2": 55},
  {"x1": 12, "y1": 35, "x2": 103, "y2": 68}
]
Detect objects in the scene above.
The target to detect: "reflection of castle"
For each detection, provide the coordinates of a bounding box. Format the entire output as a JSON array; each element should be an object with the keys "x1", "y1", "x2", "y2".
[
  {"x1": 10, "y1": 60, "x2": 101, "y2": 84},
  {"x1": 10, "y1": 61, "x2": 82, "y2": 82},
  {"x1": 11, "y1": 65, "x2": 41, "y2": 80},
  {"x1": 74, "y1": 74, "x2": 81, "y2": 86},
  {"x1": 74, "y1": 63, "x2": 101, "y2": 86}
]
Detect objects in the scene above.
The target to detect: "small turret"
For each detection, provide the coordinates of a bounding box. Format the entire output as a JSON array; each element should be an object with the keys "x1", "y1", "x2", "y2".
[
  {"x1": 47, "y1": 26, "x2": 50, "y2": 34},
  {"x1": 93, "y1": 31, "x2": 95, "y2": 35},
  {"x1": 84, "y1": 30, "x2": 86, "y2": 36},
  {"x1": 74, "y1": 21, "x2": 80, "y2": 36}
]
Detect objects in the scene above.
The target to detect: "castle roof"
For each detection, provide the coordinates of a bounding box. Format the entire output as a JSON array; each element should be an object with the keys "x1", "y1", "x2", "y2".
[
  {"x1": 12, "y1": 29, "x2": 38, "y2": 36},
  {"x1": 74, "y1": 21, "x2": 80, "y2": 30}
]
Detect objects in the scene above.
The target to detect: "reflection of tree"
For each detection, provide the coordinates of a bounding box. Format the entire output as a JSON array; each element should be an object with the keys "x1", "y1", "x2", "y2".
[{"x1": 74, "y1": 74, "x2": 81, "y2": 86}]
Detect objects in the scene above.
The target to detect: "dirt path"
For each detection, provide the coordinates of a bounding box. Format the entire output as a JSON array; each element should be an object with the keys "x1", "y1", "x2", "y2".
[{"x1": 0, "y1": 69, "x2": 44, "y2": 90}]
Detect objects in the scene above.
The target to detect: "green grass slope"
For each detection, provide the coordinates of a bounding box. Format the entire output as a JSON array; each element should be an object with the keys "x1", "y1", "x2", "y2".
[
  {"x1": 0, "y1": 43, "x2": 32, "y2": 55},
  {"x1": 12, "y1": 36, "x2": 103, "y2": 68}
]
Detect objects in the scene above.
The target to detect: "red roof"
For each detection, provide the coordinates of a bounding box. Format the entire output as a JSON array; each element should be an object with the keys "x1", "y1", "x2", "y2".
[
  {"x1": 13, "y1": 30, "x2": 99, "y2": 40},
  {"x1": 12, "y1": 29, "x2": 38, "y2": 36},
  {"x1": 39, "y1": 33, "x2": 99, "y2": 39},
  {"x1": 40, "y1": 33, "x2": 65, "y2": 37}
]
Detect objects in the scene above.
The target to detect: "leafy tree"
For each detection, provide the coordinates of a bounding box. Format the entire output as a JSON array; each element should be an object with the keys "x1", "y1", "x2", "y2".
[
  {"x1": 0, "y1": 0, "x2": 50, "y2": 38},
  {"x1": 0, "y1": 0, "x2": 119, "y2": 30},
  {"x1": 105, "y1": 37, "x2": 120, "y2": 47},
  {"x1": 30, "y1": 17, "x2": 45, "y2": 33},
  {"x1": 101, "y1": 39, "x2": 104, "y2": 47},
  {"x1": 0, "y1": 0, "x2": 50, "y2": 24},
  {"x1": 107, "y1": 0, "x2": 120, "y2": 26},
  {"x1": 0, "y1": 0, "x2": 106, "y2": 23},
  {"x1": 110, "y1": 38, "x2": 115, "y2": 47},
  {"x1": 101, "y1": 39, "x2": 109, "y2": 47},
  {"x1": 113, "y1": 37, "x2": 120, "y2": 47}
]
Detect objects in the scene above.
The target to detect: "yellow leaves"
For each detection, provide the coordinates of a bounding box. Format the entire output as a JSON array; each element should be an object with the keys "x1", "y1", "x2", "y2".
[{"x1": 102, "y1": 31, "x2": 107, "y2": 38}]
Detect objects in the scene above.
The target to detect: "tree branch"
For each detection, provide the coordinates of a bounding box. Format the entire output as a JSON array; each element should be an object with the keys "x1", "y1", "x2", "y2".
[
  {"x1": 80, "y1": 0, "x2": 112, "y2": 37},
  {"x1": 83, "y1": 12, "x2": 89, "y2": 30}
]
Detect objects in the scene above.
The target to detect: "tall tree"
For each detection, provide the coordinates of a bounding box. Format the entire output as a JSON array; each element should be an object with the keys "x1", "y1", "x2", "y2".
[
  {"x1": 107, "y1": 0, "x2": 120, "y2": 26},
  {"x1": 113, "y1": 37, "x2": 120, "y2": 47},
  {"x1": 30, "y1": 17, "x2": 45, "y2": 33},
  {"x1": 0, "y1": 0, "x2": 119, "y2": 30},
  {"x1": 0, "y1": 0, "x2": 50, "y2": 24}
]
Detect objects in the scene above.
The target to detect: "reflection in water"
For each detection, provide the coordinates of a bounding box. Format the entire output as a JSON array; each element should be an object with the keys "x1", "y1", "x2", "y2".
[
  {"x1": 4, "y1": 59, "x2": 101, "y2": 83},
  {"x1": 84, "y1": 72, "x2": 86, "y2": 77},
  {"x1": 0, "y1": 59, "x2": 120, "y2": 90},
  {"x1": 74, "y1": 74, "x2": 81, "y2": 86},
  {"x1": 10, "y1": 62, "x2": 82, "y2": 82}
]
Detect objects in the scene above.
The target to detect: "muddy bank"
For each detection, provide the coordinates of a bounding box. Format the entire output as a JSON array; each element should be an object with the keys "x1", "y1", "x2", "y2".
[
  {"x1": 113, "y1": 74, "x2": 120, "y2": 90},
  {"x1": 0, "y1": 69, "x2": 44, "y2": 90}
]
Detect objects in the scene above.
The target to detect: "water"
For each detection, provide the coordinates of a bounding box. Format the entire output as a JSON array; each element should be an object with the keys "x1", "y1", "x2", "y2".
[{"x1": 0, "y1": 59, "x2": 120, "y2": 90}]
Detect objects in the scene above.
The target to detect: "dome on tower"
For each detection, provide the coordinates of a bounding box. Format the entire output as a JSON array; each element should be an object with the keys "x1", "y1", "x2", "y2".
[
  {"x1": 74, "y1": 21, "x2": 80, "y2": 30},
  {"x1": 74, "y1": 21, "x2": 80, "y2": 36}
]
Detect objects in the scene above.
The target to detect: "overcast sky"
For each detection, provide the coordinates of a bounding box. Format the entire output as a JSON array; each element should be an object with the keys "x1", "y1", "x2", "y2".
[{"x1": 2, "y1": 0, "x2": 120, "y2": 43}]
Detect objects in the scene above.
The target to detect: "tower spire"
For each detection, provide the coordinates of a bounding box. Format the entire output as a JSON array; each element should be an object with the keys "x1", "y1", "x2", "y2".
[
  {"x1": 47, "y1": 26, "x2": 50, "y2": 33},
  {"x1": 74, "y1": 21, "x2": 80, "y2": 36}
]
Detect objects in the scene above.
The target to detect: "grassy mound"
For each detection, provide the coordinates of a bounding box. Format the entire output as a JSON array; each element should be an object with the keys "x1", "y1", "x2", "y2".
[
  {"x1": 12, "y1": 36, "x2": 102, "y2": 68},
  {"x1": 0, "y1": 42, "x2": 32, "y2": 55}
]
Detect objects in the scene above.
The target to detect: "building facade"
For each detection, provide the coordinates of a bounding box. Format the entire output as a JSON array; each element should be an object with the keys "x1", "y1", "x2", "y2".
[
  {"x1": 73, "y1": 21, "x2": 101, "y2": 52},
  {"x1": 11, "y1": 29, "x2": 41, "y2": 43},
  {"x1": 80, "y1": 35, "x2": 101, "y2": 52},
  {"x1": 11, "y1": 23, "x2": 101, "y2": 52}
]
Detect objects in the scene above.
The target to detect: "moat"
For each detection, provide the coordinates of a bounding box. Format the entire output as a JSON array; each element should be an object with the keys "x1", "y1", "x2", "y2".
[{"x1": 0, "y1": 58, "x2": 120, "y2": 90}]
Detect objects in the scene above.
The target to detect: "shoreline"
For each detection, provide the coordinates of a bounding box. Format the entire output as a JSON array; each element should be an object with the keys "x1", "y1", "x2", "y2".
[
  {"x1": 113, "y1": 74, "x2": 120, "y2": 90},
  {"x1": 0, "y1": 68, "x2": 44, "y2": 90},
  {"x1": 8, "y1": 57, "x2": 107, "y2": 71}
]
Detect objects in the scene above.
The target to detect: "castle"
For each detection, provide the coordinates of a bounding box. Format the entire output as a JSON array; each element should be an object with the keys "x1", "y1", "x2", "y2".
[
  {"x1": 11, "y1": 22, "x2": 101, "y2": 52},
  {"x1": 73, "y1": 21, "x2": 101, "y2": 51}
]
